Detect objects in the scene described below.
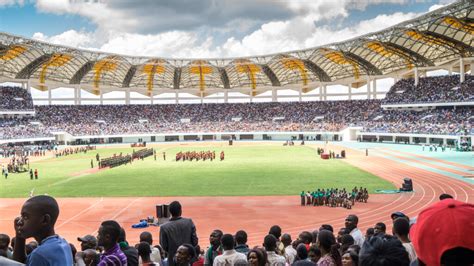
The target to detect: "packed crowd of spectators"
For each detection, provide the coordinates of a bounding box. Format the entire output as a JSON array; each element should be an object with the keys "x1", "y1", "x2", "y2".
[
  {"x1": 1, "y1": 195, "x2": 472, "y2": 265},
  {"x1": 0, "y1": 100, "x2": 472, "y2": 140},
  {"x1": 0, "y1": 86, "x2": 34, "y2": 111},
  {"x1": 383, "y1": 75, "x2": 474, "y2": 104},
  {"x1": 0, "y1": 74, "x2": 473, "y2": 140}
]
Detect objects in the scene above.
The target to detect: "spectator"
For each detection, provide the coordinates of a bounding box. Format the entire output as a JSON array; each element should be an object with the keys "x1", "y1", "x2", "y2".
[
  {"x1": 316, "y1": 230, "x2": 341, "y2": 266},
  {"x1": 139, "y1": 231, "x2": 162, "y2": 265},
  {"x1": 77, "y1": 235, "x2": 98, "y2": 251},
  {"x1": 119, "y1": 227, "x2": 138, "y2": 266},
  {"x1": 293, "y1": 243, "x2": 315, "y2": 266},
  {"x1": 247, "y1": 248, "x2": 267, "y2": 266},
  {"x1": 281, "y1": 233, "x2": 296, "y2": 264},
  {"x1": 213, "y1": 234, "x2": 246, "y2": 266},
  {"x1": 13, "y1": 195, "x2": 73, "y2": 265},
  {"x1": 160, "y1": 201, "x2": 198, "y2": 266},
  {"x1": 341, "y1": 250, "x2": 358, "y2": 266},
  {"x1": 359, "y1": 236, "x2": 409, "y2": 266},
  {"x1": 308, "y1": 245, "x2": 321, "y2": 264},
  {"x1": 365, "y1": 228, "x2": 374, "y2": 242},
  {"x1": 345, "y1": 215, "x2": 364, "y2": 247},
  {"x1": 204, "y1": 230, "x2": 223, "y2": 266},
  {"x1": 373, "y1": 222, "x2": 386, "y2": 236},
  {"x1": 392, "y1": 218, "x2": 417, "y2": 263},
  {"x1": 263, "y1": 234, "x2": 286, "y2": 266},
  {"x1": 439, "y1": 193, "x2": 454, "y2": 200},
  {"x1": 137, "y1": 242, "x2": 156, "y2": 266},
  {"x1": 234, "y1": 230, "x2": 250, "y2": 255},
  {"x1": 410, "y1": 199, "x2": 474, "y2": 266},
  {"x1": 96, "y1": 220, "x2": 127, "y2": 266},
  {"x1": 339, "y1": 234, "x2": 354, "y2": 255},
  {"x1": 175, "y1": 244, "x2": 195, "y2": 266},
  {"x1": 0, "y1": 233, "x2": 12, "y2": 259},
  {"x1": 269, "y1": 225, "x2": 285, "y2": 256}
]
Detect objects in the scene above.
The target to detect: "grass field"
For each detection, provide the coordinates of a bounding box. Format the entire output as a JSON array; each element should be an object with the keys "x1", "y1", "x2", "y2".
[{"x1": 0, "y1": 143, "x2": 395, "y2": 197}]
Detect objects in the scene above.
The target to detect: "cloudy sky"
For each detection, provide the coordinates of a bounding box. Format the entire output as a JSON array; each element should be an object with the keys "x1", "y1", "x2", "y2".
[{"x1": 0, "y1": 0, "x2": 455, "y2": 59}]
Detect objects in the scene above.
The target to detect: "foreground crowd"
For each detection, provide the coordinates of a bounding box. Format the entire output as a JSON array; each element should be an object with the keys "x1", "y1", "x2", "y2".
[{"x1": 1, "y1": 194, "x2": 472, "y2": 266}]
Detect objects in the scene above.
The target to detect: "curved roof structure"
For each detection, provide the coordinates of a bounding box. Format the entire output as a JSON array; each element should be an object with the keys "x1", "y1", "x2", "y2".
[{"x1": 0, "y1": 0, "x2": 473, "y2": 96}]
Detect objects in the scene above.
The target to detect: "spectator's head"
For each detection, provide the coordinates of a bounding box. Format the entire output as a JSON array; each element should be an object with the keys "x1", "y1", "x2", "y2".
[
  {"x1": 263, "y1": 234, "x2": 278, "y2": 252},
  {"x1": 298, "y1": 231, "x2": 313, "y2": 244},
  {"x1": 439, "y1": 193, "x2": 453, "y2": 200},
  {"x1": 320, "y1": 224, "x2": 334, "y2": 233},
  {"x1": 312, "y1": 230, "x2": 319, "y2": 244},
  {"x1": 281, "y1": 233, "x2": 292, "y2": 247},
  {"x1": 360, "y1": 236, "x2": 409, "y2": 266},
  {"x1": 139, "y1": 231, "x2": 153, "y2": 245},
  {"x1": 390, "y1": 212, "x2": 408, "y2": 221},
  {"x1": 169, "y1": 201, "x2": 182, "y2": 217},
  {"x1": 16, "y1": 195, "x2": 59, "y2": 239},
  {"x1": 176, "y1": 244, "x2": 195, "y2": 265},
  {"x1": 317, "y1": 230, "x2": 341, "y2": 266},
  {"x1": 365, "y1": 228, "x2": 374, "y2": 240},
  {"x1": 97, "y1": 220, "x2": 121, "y2": 250},
  {"x1": 118, "y1": 227, "x2": 127, "y2": 243},
  {"x1": 247, "y1": 248, "x2": 266, "y2": 266},
  {"x1": 345, "y1": 215, "x2": 358, "y2": 231},
  {"x1": 25, "y1": 241, "x2": 38, "y2": 255},
  {"x1": 138, "y1": 241, "x2": 152, "y2": 263},
  {"x1": 296, "y1": 243, "x2": 308, "y2": 260},
  {"x1": 342, "y1": 249, "x2": 359, "y2": 266},
  {"x1": 235, "y1": 230, "x2": 247, "y2": 246},
  {"x1": 337, "y1": 228, "x2": 349, "y2": 243},
  {"x1": 0, "y1": 234, "x2": 10, "y2": 251},
  {"x1": 77, "y1": 234, "x2": 98, "y2": 251},
  {"x1": 374, "y1": 222, "x2": 386, "y2": 236},
  {"x1": 392, "y1": 218, "x2": 410, "y2": 238},
  {"x1": 347, "y1": 245, "x2": 360, "y2": 255},
  {"x1": 410, "y1": 199, "x2": 474, "y2": 266},
  {"x1": 269, "y1": 225, "x2": 282, "y2": 239},
  {"x1": 83, "y1": 249, "x2": 98, "y2": 266},
  {"x1": 209, "y1": 229, "x2": 223, "y2": 246},
  {"x1": 340, "y1": 234, "x2": 355, "y2": 254},
  {"x1": 308, "y1": 245, "x2": 321, "y2": 263},
  {"x1": 220, "y1": 234, "x2": 235, "y2": 251}
]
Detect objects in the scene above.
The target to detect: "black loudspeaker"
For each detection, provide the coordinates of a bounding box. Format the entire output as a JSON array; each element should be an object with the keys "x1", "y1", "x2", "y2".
[
  {"x1": 400, "y1": 178, "x2": 413, "y2": 191},
  {"x1": 229, "y1": 140, "x2": 233, "y2": 146},
  {"x1": 156, "y1": 205, "x2": 163, "y2": 218},
  {"x1": 163, "y1": 204, "x2": 170, "y2": 218}
]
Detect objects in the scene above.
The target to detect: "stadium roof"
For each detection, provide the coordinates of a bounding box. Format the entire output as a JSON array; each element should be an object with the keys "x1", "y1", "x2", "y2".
[{"x1": 0, "y1": 0, "x2": 473, "y2": 97}]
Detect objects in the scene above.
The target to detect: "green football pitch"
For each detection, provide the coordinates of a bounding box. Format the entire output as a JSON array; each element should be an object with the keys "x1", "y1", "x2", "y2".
[{"x1": 0, "y1": 143, "x2": 394, "y2": 197}]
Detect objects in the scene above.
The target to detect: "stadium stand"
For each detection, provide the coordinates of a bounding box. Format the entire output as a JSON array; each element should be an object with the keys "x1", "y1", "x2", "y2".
[{"x1": 0, "y1": 86, "x2": 34, "y2": 111}]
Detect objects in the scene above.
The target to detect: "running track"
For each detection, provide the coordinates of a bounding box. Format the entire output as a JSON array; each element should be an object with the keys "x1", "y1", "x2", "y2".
[{"x1": 0, "y1": 143, "x2": 472, "y2": 247}]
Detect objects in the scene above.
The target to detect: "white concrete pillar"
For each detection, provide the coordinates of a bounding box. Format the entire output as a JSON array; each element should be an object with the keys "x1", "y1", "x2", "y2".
[
  {"x1": 271, "y1": 88, "x2": 277, "y2": 102},
  {"x1": 460, "y1": 58, "x2": 465, "y2": 83},
  {"x1": 77, "y1": 87, "x2": 82, "y2": 105},
  {"x1": 150, "y1": 95, "x2": 154, "y2": 105},
  {"x1": 448, "y1": 66, "x2": 453, "y2": 75},
  {"x1": 323, "y1": 85, "x2": 328, "y2": 101},
  {"x1": 100, "y1": 91, "x2": 103, "y2": 105},
  {"x1": 414, "y1": 67, "x2": 419, "y2": 86},
  {"x1": 250, "y1": 91, "x2": 253, "y2": 103},
  {"x1": 366, "y1": 77, "x2": 371, "y2": 100},
  {"x1": 48, "y1": 87, "x2": 52, "y2": 105},
  {"x1": 125, "y1": 88, "x2": 131, "y2": 105},
  {"x1": 372, "y1": 79, "x2": 377, "y2": 99},
  {"x1": 319, "y1": 86, "x2": 323, "y2": 101},
  {"x1": 298, "y1": 88, "x2": 302, "y2": 102},
  {"x1": 27, "y1": 80, "x2": 31, "y2": 94},
  {"x1": 224, "y1": 91, "x2": 229, "y2": 103},
  {"x1": 200, "y1": 92, "x2": 204, "y2": 104},
  {"x1": 175, "y1": 91, "x2": 179, "y2": 104},
  {"x1": 348, "y1": 84, "x2": 352, "y2": 100}
]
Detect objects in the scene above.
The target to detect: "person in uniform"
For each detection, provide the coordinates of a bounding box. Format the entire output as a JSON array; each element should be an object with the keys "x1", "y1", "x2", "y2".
[{"x1": 300, "y1": 191, "x2": 305, "y2": 206}]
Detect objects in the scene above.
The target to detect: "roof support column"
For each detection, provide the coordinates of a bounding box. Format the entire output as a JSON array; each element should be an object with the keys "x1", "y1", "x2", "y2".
[
  {"x1": 414, "y1": 67, "x2": 419, "y2": 86},
  {"x1": 27, "y1": 80, "x2": 31, "y2": 94},
  {"x1": 224, "y1": 91, "x2": 229, "y2": 103},
  {"x1": 372, "y1": 79, "x2": 377, "y2": 99},
  {"x1": 77, "y1": 87, "x2": 82, "y2": 105},
  {"x1": 100, "y1": 91, "x2": 103, "y2": 105},
  {"x1": 126, "y1": 88, "x2": 130, "y2": 105},
  {"x1": 272, "y1": 88, "x2": 277, "y2": 102},
  {"x1": 250, "y1": 91, "x2": 253, "y2": 103},
  {"x1": 298, "y1": 88, "x2": 302, "y2": 102},
  {"x1": 73, "y1": 87, "x2": 78, "y2": 105},
  {"x1": 150, "y1": 95, "x2": 154, "y2": 105},
  {"x1": 175, "y1": 91, "x2": 179, "y2": 104},
  {"x1": 366, "y1": 76, "x2": 371, "y2": 100},
  {"x1": 319, "y1": 86, "x2": 323, "y2": 101},
  {"x1": 323, "y1": 85, "x2": 328, "y2": 101},
  {"x1": 348, "y1": 84, "x2": 352, "y2": 100},
  {"x1": 460, "y1": 58, "x2": 465, "y2": 83},
  {"x1": 200, "y1": 92, "x2": 204, "y2": 104},
  {"x1": 48, "y1": 87, "x2": 52, "y2": 106}
]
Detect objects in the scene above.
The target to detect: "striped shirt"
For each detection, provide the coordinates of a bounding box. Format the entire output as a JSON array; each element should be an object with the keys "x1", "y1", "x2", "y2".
[{"x1": 99, "y1": 244, "x2": 128, "y2": 266}]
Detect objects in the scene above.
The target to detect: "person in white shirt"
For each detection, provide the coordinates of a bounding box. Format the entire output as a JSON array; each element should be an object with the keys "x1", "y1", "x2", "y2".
[
  {"x1": 392, "y1": 218, "x2": 417, "y2": 262},
  {"x1": 213, "y1": 234, "x2": 246, "y2": 266},
  {"x1": 263, "y1": 235, "x2": 286, "y2": 266},
  {"x1": 345, "y1": 215, "x2": 364, "y2": 247},
  {"x1": 281, "y1": 234, "x2": 296, "y2": 264},
  {"x1": 139, "y1": 231, "x2": 162, "y2": 265}
]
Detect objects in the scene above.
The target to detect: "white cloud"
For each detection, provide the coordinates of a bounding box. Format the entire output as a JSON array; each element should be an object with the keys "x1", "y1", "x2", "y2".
[
  {"x1": 32, "y1": 30, "x2": 96, "y2": 49},
  {"x1": 0, "y1": 0, "x2": 23, "y2": 7}
]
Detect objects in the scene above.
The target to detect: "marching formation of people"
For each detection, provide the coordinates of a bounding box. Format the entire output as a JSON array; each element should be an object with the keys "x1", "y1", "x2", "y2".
[
  {"x1": 132, "y1": 148, "x2": 154, "y2": 161},
  {"x1": 300, "y1": 187, "x2": 369, "y2": 209},
  {"x1": 3, "y1": 155, "x2": 29, "y2": 174},
  {"x1": 175, "y1": 150, "x2": 225, "y2": 161},
  {"x1": 99, "y1": 154, "x2": 132, "y2": 169},
  {"x1": 55, "y1": 145, "x2": 96, "y2": 158}
]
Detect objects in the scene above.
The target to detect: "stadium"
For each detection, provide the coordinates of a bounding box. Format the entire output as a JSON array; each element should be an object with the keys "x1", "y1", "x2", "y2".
[{"x1": 0, "y1": 0, "x2": 473, "y2": 265}]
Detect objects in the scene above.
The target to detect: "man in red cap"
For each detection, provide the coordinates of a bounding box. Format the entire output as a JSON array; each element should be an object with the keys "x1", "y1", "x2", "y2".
[{"x1": 410, "y1": 199, "x2": 474, "y2": 266}]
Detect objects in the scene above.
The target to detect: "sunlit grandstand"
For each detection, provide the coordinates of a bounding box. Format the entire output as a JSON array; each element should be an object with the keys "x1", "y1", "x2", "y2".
[{"x1": 0, "y1": 1, "x2": 473, "y2": 266}]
